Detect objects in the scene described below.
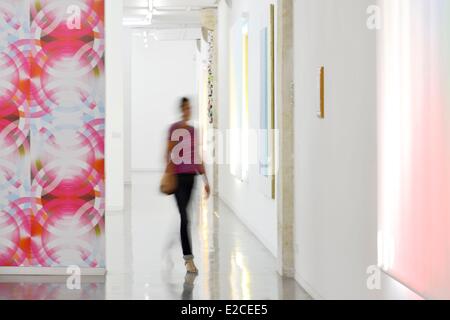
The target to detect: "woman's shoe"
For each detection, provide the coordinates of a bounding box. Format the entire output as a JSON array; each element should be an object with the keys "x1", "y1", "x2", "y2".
[{"x1": 185, "y1": 260, "x2": 198, "y2": 274}]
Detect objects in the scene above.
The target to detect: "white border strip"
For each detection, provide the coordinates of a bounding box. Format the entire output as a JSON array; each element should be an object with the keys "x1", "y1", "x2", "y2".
[
  {"x1": 295, "y1": 272, "x2": 323, "y2": 300},
  {"x1": 0, "y1": 267, "x2": 106, "y2": 276},
  {"x1": 295, "y1": 271, "x2": 423, "y2": 300}
]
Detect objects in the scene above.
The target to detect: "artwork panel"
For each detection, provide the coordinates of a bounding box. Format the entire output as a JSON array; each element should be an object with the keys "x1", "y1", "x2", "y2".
[
  {"x1": 378, "y1": 0, "x2": 450, "y2": 299},
  {"x1": 0, "y1": 0, "x2": 105, "y2": 268},
  {"x1": 260, "y1": 27, "x2": 270, "y2": 177}
]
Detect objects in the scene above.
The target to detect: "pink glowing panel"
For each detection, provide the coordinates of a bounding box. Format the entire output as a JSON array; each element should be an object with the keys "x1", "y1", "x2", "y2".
[
  {"x1": 378, "y1": 0, "x2": 450, "y2": 299},
  {"x1": 0, "y1": 0, "x2": 105, "y2": 268}
]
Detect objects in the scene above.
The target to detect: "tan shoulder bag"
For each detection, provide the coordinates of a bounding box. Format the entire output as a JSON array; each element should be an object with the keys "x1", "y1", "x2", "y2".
[{"x1": 160, "y1": 163, "x2": 177, "y2": 195}]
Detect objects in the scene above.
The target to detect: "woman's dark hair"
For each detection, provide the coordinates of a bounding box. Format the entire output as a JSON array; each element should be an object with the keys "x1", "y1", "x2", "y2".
[{"x1": 180, "y1": 97, "x2": 190, "y2": 109}]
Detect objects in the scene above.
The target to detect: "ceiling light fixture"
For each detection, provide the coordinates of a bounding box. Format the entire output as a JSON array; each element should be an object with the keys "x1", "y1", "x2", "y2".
[{"x1": 147, "y1": 0, "x2": 154, "y2": 24}]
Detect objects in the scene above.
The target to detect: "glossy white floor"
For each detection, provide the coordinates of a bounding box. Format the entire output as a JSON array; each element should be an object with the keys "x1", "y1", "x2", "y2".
[{"x1": 0, "y1": 172, "x2": 310, "y2": 300}]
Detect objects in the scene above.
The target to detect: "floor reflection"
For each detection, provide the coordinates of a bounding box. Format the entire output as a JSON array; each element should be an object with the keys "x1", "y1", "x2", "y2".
[
  {"x1": 0, "y1": 172, "x2": 310, "y2": 300},
  {"x1": 0, "y1": 276, "x2": 105, "y2": 300},
  {"x1": 182, "y1": 273, "x2": 198, "y2": 300}
]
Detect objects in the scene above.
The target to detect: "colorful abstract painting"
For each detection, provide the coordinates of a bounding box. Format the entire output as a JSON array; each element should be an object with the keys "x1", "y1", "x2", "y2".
[{"x1": 0, "y1": 0, "x2": 105, "y2": 268}]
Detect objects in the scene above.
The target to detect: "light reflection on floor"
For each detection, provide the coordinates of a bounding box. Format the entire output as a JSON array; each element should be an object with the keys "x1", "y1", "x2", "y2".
[
  {"x1": 0, "y1": 172, "x2": 310, "y2": 300},
  {"x1": 0, "y1": 276, "x2": 105, "y2": 300}
]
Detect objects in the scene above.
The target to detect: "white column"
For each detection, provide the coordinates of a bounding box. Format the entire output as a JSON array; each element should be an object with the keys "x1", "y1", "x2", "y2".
[
  {"x1": 105, "y1": 0, "x2": 125, "y2": 211},
  {"x1": 276, "y1": 0, "x2": 295, "y2": 277}
]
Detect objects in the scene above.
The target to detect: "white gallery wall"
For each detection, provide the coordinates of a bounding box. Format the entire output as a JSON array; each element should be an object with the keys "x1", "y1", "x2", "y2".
[
  {"x1": 293, "y1": 0, "x2": 420, "y2": 299},
  {"x1": 131, "y1": 37, "x2": 198, "y2": 172},
  {"x1": 217, "y1": 0, "x2": 278, "y2": 256}
]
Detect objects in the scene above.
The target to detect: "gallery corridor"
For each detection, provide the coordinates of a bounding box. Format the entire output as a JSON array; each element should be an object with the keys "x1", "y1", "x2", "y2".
[
  {"x1": 0, "y1": 172, "x2": 310, "y2": 300},
  {"x1": 1, "y1": 0, "x2": 450, "y2": 304}
]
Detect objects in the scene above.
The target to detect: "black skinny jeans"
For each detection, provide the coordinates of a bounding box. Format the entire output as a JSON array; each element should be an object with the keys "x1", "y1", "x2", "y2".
[{"x1": 174, "y1": 174, "x2": 196, "y2": 260}]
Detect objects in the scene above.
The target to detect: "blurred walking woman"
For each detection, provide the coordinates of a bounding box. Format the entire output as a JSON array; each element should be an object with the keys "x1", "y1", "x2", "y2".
[{"x1": 164, "y1": 97, "x2": 210, "y2": 274}]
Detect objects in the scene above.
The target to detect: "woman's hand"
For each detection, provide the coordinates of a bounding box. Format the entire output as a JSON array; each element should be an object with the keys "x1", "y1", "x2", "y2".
[
  {"x1": 204, "y1": 183, "x2": 211, "y2": 199},
  {"x1": 201, "y1": 174, "x2": 210, "y2": 199}
]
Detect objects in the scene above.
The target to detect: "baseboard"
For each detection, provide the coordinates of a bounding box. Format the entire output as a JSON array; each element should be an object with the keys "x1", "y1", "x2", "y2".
[
  {"x1": 0, "y1": 267, "x2": 106, "y2": 276},
  {"x1": 294, "y1": 270, "x2": 424, "y2": 300},
  {"x1": 295, "y1": 272, "x2": 323, "y2": 300}
]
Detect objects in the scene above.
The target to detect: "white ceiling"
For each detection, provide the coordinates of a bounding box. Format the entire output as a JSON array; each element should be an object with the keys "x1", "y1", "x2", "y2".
[{"x1": 123, "y1": 0, "x2": 218, "y2": 29}]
